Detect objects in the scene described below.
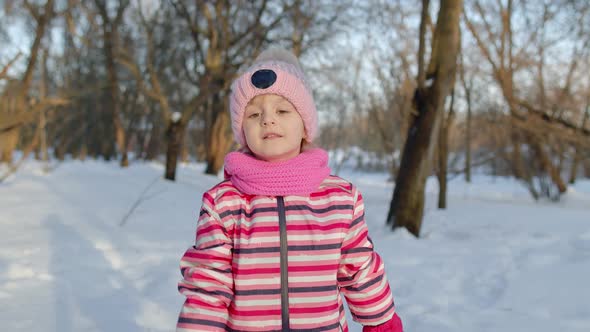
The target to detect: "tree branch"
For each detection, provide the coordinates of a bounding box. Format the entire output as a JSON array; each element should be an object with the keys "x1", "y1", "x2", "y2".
[{"x1": 0, "y1": 52, "x2": 22, "y2": 81}]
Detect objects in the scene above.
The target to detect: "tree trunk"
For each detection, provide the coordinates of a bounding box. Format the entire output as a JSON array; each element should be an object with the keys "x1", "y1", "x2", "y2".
[
  {"x1": 387, "y1": 88, "x2": 442, "y2": 236},
  {"x1": 437, "y1": 116, "x2": 448, "y2": 209},
  {"x1": 530, "y1": 137, "x2": 567, "y2": 193},
  {"x1": 569, "y1": 103, "x2": 589, "y2": 184},
  {"x1": 556, "y1": 142, "x2": 565, "y2": 175},
  {"x1": 386, "y1": 0, "x2": 462, "y2": 237},
  {"x1": 103, "y1": 27, "x2": 126, "y2": 167},
  {"x1": 181, "y1": 138, "x2": 190, "y2": 163},
  {"x1": 120, "y1": 124, "x2": 130, "y2": 167},
  {"x1": 569, "y1": 149, "x2": 581, "y2": 184},
  {"x1": 120, "y1": 147, "x2": 129, "y2": 166},
  {"x1": 39, "y1": 110, "x2": 48, "y2": 163},
  {"x1": 165, "y1": 120, "x2": 184, "y2": 181},
  {"x1": 39, "y1": 49, "x2": 49, "y2": 166},
  {"x1": 460, "y1": 56, "x2": 472, "y2": 183},
  {"x1": 465, "y1": 106, "x2": 472, "y2": 182},
  {"x1": 0, "y1": 124, "x2": 41, "y2": 182},
  {"x1": 55, "y1": 139, "x2": 66, "y2": 161},
  {"x1": 204, "y1": 89, "x2": 233, "y2": 175},
  {"x1": 96, "y1": 0, "x2": 128, "y2": 167},
  {"x1": 510, "y1": 119, "x2": 527, "y2": 180},
  {"x1": 438, "y1": 89, "x2": 455, "y2": 209},
  {"x1": 145, "y1": 123, "x2": 162, "y2": 161},
  {"x1": 584, "y1": 158, "x2": 590, "y2": 178},
  {"x1": 0, "y1": 128, "x2": 19, "y2": 164},
  {"x1": 99, "y1": 105, "x2": 115, "y2": 161},
  {"x1": 205, "y1": 110, "x2": 232, "y2": 175},
  {"x1": 509, "y1": 129, "x2": 540, "y2": 198},
  {"x1": 79, "y1": 144, "x2": 88, "y2": 161}
]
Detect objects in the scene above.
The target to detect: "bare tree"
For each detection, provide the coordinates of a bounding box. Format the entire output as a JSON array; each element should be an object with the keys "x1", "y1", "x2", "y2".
[
  {"x1": 171, "y1": 0, "x2": 348, "y2": 177},
  {"x1": 386, "y1": 0, "x2": 463, "y2": 237},
  {"x1": 437, "y1": 87, "x2": 456, "y2": 209},
  {"x1": 93, "y1": 0, "x2": 131, "y2": 166},
  {"x1": 115, "y1": 1, "x2": 185, "y2": 179},
  {"x1": 2, "y1": 0, "x2": 359, "y2": 179},
  {"x1": 0, "y1": 0, "x2": 55, "y2": 164},
  {"x1": 459, "y1": 48, "x2": 473, "y2": 183},
  {"x1": 464, "y1": 0, "x2": 590, "y2": 199},
  {"x1": 348, "y1": 1, "x2": 419, "y2": 178},
  {"x1": 37, "y1": 48, "x2": 49, "y2": 168},
  {"x1": 171, "y1": 1, "x2": 281, "y2": 176}
]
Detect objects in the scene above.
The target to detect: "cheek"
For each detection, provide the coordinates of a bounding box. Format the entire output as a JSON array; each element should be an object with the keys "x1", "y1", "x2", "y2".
[
  {"x1": 243, "y1": 120, "x2": 256, "y2": 130},
  {"x1": 242, "y1": 123, "x2": 256, "y2": 138}
]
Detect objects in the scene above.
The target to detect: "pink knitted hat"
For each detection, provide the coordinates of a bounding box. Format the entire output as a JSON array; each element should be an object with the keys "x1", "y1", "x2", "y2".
[{"x1": 229, "y1": 48, "x2": 318, "y2": 147}]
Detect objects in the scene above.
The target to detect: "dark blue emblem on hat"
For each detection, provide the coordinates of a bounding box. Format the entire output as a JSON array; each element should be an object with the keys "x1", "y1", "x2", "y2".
[{"x1": 251, "y1": 69, "x2": 277, "y2": 89}]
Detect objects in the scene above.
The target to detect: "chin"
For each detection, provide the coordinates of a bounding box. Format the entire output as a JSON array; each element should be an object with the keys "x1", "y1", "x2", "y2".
[{"x1": 256, "y1": 149, "x2": 298, "y2": 162}]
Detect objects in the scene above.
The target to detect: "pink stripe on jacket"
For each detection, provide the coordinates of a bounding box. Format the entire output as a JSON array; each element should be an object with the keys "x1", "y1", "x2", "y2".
[{"x1": 177, "y1": 175, "x2": 402, "y2": 331}]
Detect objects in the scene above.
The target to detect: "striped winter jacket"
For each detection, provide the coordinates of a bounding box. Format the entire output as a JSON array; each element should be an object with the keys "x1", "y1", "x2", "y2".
[{"x1": 177, "y1": 175, "x2": 399, "y2": 332}]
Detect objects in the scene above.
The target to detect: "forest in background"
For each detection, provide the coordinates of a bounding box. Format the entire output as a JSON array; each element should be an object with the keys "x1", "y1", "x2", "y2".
[{"x1": 1, "y1": 0, "x2": 589, "y2": 236}]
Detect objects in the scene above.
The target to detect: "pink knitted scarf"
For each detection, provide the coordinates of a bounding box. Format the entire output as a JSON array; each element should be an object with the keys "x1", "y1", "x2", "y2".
[{"x1": 224, "y1": 148, "x2": 331, "y2": 196}]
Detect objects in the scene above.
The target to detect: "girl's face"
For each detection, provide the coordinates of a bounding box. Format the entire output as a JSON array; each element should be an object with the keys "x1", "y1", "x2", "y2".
[{"x1": 243, "y1": 94, "x2": 306, "y2": 162}]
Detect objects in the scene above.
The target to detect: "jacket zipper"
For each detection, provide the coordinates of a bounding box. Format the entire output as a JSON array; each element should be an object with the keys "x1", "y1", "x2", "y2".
[{"x1": 277, "y1": 196, "x2": 290, "y2": 331}]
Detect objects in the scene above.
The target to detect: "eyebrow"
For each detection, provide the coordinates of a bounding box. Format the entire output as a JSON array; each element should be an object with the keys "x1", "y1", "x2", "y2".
[{"x1": 244, "y1": 107, "x2": 259, "y2": 115}]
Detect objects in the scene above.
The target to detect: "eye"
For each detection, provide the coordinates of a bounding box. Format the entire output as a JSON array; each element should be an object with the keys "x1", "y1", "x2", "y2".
[
  {"x1": 247, "y1": 112, "x2": 260, "y2": 119},
  {"x1": 277, "y1": 109, "x2": 290, "y2": 114}
]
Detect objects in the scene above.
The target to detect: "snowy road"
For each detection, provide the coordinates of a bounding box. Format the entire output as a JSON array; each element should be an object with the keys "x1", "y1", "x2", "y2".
[{"x1": 1, "y1": 161, "x2": 589, "y2": 331}]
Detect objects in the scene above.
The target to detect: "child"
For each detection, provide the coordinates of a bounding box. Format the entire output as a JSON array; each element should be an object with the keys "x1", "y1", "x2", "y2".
[{"x1": 177, "y1": 48, "x2": 403, "y2": 332}]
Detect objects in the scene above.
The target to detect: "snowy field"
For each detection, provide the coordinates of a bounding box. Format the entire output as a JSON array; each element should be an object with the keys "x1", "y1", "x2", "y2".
[{"x1": 1, "y1": 160, "x2": 589, "y2": 331}]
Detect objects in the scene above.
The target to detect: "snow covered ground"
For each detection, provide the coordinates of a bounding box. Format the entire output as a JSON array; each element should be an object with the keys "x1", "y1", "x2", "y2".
[{"x1": 1, "y1": 160, "x2": 589, "y2": 331}]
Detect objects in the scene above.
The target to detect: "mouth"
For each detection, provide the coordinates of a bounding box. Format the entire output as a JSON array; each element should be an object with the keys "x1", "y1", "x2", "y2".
[{"x1": 263, "y1": 133, "x2": 282, "y2": 140}]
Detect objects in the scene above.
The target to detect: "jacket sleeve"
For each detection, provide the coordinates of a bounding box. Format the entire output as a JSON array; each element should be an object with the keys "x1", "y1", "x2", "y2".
[
  {"x1": 338, "y1": 187, "x2": 402, "y2": 331},
  {"x1": 177, "y1": 192, "x2": 234, "y2": 331}
]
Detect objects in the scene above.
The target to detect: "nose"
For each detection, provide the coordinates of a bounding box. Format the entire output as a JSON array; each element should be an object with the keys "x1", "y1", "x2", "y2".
[{"x1": 261, "y1": 112, "x2": 276, "y2": 126}]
